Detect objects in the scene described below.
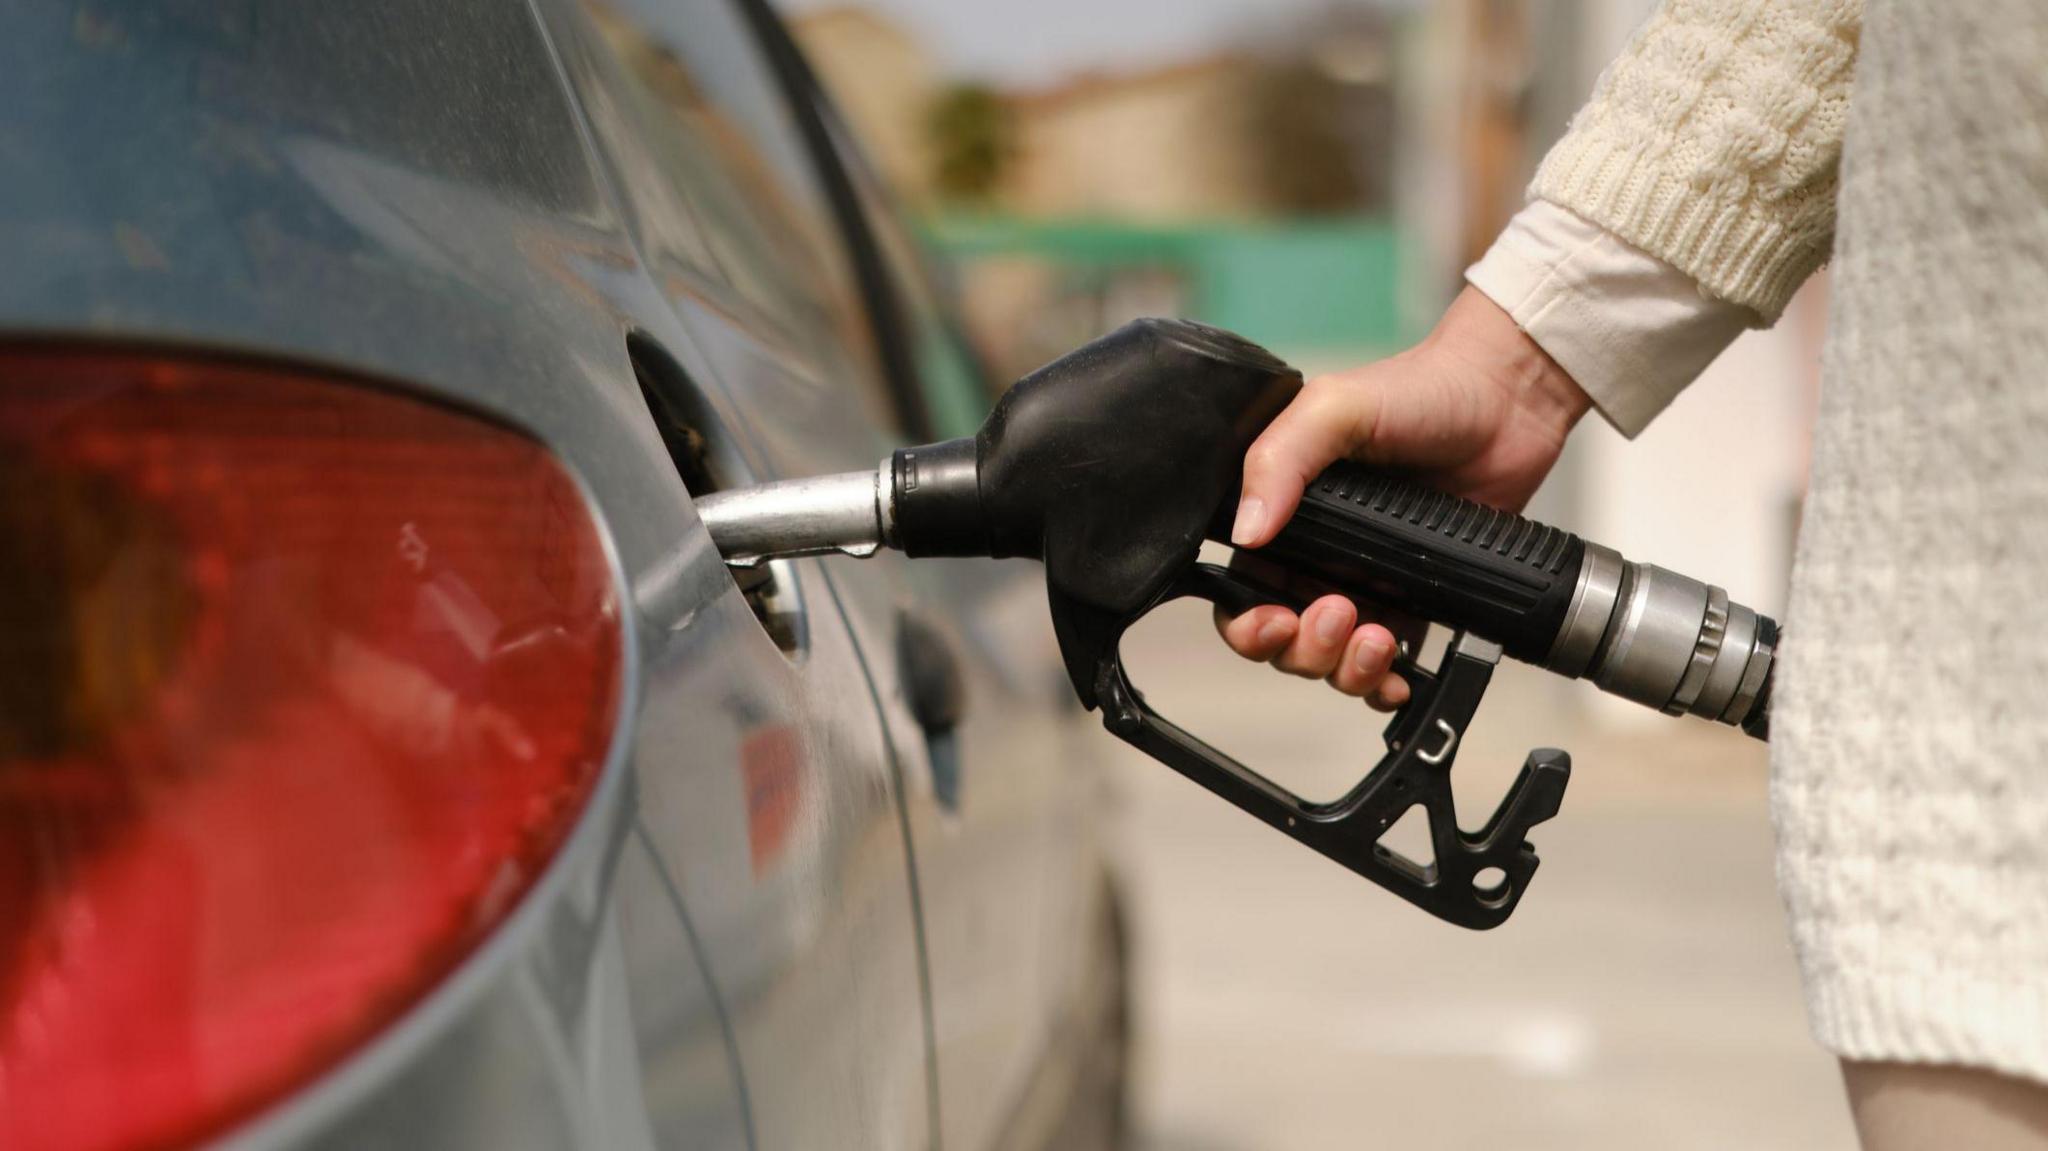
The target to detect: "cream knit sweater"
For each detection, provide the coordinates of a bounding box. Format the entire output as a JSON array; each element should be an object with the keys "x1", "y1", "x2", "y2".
[{"x1": 1533, "y1": 0, "x2": 2048, "y2": 1082}]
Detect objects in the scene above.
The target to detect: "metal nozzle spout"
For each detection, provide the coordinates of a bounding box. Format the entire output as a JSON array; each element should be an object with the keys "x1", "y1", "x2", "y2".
[{"x1": 693, "y1": 461, "x2": 891, "y2": 567}]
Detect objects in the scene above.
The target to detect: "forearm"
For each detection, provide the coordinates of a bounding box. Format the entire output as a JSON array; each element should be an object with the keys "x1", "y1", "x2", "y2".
[{"x1": 1844, "y1": 1061, "x2": 2048, "y2": 1151}]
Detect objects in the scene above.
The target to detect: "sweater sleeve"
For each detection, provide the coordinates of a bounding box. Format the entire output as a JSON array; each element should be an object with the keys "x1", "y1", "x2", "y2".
[{"x1": 1530, "y1": 0, "x2": 1863, "y2": 323}]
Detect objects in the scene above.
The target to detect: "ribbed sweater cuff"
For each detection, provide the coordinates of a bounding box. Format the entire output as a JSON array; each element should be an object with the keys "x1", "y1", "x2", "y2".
[
  {"x1": 1805, "y1": 964, "x2": 2048, "y2": 1085},
  {"x1": 1532, "y1": 133, "x2": 1829, "y2": 324}
]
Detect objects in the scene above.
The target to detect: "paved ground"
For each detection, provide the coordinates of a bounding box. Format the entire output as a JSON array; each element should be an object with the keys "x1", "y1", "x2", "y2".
[{"x1": 1107, "y1": 601, "x2": 1859, "y2": 1151}]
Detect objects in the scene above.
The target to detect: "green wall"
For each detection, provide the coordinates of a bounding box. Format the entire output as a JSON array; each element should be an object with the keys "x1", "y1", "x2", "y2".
[{"x1": 925, "y1": 214, "x2": 1411, "y2": 354}]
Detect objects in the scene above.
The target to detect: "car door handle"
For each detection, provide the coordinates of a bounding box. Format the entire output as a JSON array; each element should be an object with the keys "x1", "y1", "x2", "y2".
[
  {"x1": 897, "y1": 608, "x2": 968, "y2": 807},
  {"x1": 897, "y1": 609, "x2": 966, "y2": 734}
]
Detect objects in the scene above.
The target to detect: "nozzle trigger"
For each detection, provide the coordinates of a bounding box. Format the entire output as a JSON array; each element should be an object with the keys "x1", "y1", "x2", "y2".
[{"x1": 1050, "y1": 562, "x2": 1572, "y2": 930}]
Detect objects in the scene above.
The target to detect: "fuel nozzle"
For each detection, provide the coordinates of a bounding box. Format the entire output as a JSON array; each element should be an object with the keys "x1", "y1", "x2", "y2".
[
  {"x1": 696, "y1": 317, "x2": 1774, "y2": 738},
  {"x1": 695, "y1": 318, "x2": 1778, "y2": 927}
]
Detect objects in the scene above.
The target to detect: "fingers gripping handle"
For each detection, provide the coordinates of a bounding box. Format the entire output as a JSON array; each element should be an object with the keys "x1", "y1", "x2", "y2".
[{"x1": 1253, "y1": 462, "x2": 1584, "y2": 664}]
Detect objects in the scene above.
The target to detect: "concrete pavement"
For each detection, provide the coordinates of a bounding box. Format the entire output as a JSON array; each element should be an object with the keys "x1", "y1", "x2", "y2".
[{"x1": 1107, "y1": 600, "x2": 1858, "y2": 1150}]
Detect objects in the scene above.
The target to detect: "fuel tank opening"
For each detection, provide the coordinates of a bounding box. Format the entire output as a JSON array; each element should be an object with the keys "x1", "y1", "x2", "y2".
[{"x1": 627, "y1": 333, "x2": 805, "y2": 655}]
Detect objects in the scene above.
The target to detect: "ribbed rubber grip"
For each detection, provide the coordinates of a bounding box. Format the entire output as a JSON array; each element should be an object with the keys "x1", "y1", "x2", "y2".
[{"x1": 1254, "y1": 462, "x2": 1585, "y2": 663}]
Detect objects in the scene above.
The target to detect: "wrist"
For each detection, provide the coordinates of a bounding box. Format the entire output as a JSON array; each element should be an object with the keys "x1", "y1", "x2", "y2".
[{"x1": 1433, "y1": 285, "x2": 1592, "y2": 440}]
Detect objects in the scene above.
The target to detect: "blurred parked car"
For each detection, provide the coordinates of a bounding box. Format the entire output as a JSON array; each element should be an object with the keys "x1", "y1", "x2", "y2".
[{"x1": 0, "y1": 1, "x2": 1129, "y2": 1148}]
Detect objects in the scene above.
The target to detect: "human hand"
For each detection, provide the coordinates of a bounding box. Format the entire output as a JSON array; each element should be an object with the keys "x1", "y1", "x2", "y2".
[{"x1": 1213, "y1": 287, "x2": 1592, "y2": 707}]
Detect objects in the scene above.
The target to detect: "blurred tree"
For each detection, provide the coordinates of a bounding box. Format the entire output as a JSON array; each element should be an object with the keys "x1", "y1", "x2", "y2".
[
  {"x1": 1242, "y1": 62, "x2": 1365, "y2": 214},
  {"x1": 926, "y1": 84, "x2": 1017, "y2": 204},
  {"x1": 1239, "y1": 7, "x2": 1397, "y2": 217}
]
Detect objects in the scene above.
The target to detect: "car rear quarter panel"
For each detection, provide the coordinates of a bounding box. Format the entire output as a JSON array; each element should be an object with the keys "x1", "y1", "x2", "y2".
[{"x1": 0, "y1": 3, "x2": 930, "y2": 1148}]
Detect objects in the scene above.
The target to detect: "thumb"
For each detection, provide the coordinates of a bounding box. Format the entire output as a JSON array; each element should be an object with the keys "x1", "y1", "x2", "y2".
[{"x1": 1232, "y1": 379, "x2": 1380, "y2": 548}]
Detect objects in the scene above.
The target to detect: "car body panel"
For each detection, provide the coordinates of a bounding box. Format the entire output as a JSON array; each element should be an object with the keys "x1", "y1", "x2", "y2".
[{"x1": 0, "y1": 1, "x2": 1118, "y2": 1147}]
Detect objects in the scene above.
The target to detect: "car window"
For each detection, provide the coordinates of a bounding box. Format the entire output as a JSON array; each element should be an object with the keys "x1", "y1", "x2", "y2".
[
  {"x1": 583, "y1": 0, "x2": 903, "y2": 436},
  {"x1": 819, "y1": 113, "x2": 994, "y2": 442}
]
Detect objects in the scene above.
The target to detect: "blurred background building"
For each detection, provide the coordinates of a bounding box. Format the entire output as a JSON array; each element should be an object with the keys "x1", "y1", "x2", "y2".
[
  {"x1": 789, "y1": 0, "x2": 1820, "y2": 716},
  {"x1": 781, "y1": 2, "x2": 1844, "y2": 1146}
]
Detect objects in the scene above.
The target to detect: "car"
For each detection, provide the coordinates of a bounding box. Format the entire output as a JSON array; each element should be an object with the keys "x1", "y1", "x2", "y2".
[{"x1": 0, "y1": 1, "x2": 1130, "y2": 1148}]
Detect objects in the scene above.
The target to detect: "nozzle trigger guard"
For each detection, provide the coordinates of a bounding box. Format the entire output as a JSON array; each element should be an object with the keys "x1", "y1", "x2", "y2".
[{"x1": 1050, "y1": 562, "x2": 1572, "y2": 930}]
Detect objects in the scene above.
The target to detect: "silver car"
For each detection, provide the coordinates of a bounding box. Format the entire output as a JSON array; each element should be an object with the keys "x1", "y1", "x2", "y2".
[{"x1": 0, "y1": 1, "x2": 1129, "y2": 1148}]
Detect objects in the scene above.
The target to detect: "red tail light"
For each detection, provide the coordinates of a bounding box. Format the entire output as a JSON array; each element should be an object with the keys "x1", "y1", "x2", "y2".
[{"x1": 0, "y1": 350, "x2": 624, "y2": 1151}]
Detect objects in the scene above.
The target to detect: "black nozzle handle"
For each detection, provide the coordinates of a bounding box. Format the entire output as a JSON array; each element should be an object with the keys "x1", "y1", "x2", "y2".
[
  {"x1": 1246, "y1": 462, "x2": 1584, "y2": 664},
  {"x1": 890, "y1": 318, "x2": 1304, "y2": 615},
  {"x1": 891, "y1": 437, "x2": 984, "y2": 557}
]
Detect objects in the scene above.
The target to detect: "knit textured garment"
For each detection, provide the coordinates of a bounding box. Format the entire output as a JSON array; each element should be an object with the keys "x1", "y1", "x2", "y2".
[
  {"x1": 1539, "y1": 0, "x2": 2048, "y2": 1081},
  {"x1": 1533, "y1": 0, "x2": 1861, "y2": 322}
]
